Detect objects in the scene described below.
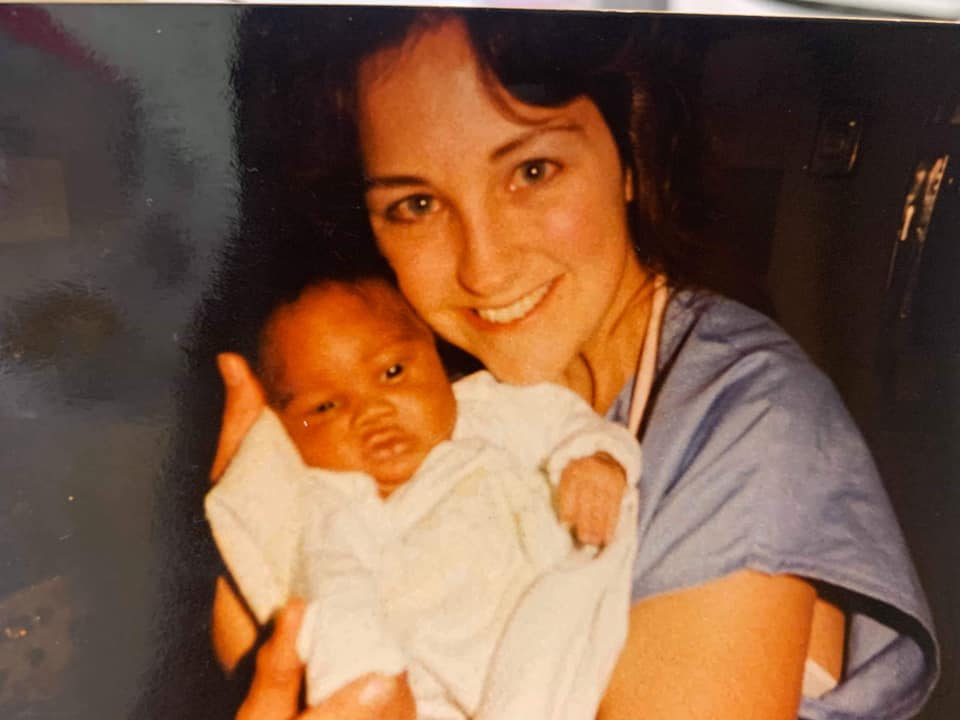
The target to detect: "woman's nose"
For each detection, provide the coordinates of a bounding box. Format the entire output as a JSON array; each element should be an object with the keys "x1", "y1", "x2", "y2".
[{"x1": 454, "y1": 207, "x2": 520, "y2": 297}]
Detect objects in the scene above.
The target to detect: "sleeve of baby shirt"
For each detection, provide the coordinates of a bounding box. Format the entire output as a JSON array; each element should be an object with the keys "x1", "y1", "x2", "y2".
[
  {"x1": 296, "y1": 477, "x2": 408, "y2": 707},
  {"x1": 453, "y1": 371, "x2": 642, "y2": 488},
  {"x1": 537, "y1": 390, "x2": 642, "y2": 490}
]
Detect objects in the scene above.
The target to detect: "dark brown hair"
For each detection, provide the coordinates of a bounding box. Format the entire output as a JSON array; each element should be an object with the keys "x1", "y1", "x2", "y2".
[{"x1": 232, "y1": 7, "x2": 708, "y2": 287}]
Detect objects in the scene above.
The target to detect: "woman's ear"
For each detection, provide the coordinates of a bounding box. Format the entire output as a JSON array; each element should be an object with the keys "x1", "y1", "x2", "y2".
[{"x1": 623, "y1": 166, "x2": 634, "y2": 204}]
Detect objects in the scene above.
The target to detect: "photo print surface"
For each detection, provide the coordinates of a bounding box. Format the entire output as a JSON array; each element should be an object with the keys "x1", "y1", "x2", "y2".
[{"x1": 1, "y1": 5, "x2": 957, "y2": 719}]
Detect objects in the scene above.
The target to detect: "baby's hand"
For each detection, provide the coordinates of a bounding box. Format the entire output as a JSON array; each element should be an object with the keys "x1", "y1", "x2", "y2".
[{"x1": 557, "y1": 452, "x2": 627, "y2": 546}]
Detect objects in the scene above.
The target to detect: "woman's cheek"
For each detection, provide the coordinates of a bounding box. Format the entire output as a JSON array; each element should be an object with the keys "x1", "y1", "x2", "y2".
[
  {"x1": 383, "y1": 241, "x2": 453, "y2": 313},
  {"x1": 540, "y1": 206, "x2": 578, "y2": 247},
  {"x1": 386, "y1": 222, "x2": 460, "y2": 297},
  {"x1": 374, "y1": 228, "x2": 422, "y2": 283},
  {"x1": 538, "y1": 200, "x2": 609, "y2": 263}
]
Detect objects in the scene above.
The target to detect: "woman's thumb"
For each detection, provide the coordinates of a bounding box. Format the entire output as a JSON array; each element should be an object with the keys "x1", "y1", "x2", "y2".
[{"x1": 211, "y1": 352, "x2": 265, "y2": 482}]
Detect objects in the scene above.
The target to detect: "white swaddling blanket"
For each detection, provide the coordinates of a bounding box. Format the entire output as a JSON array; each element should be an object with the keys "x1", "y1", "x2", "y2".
[{"x1": 206, "y1": 373, "x2": 641, "y2": 719}]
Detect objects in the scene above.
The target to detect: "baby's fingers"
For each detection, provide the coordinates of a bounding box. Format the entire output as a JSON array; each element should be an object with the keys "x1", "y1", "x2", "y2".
[
  {"x1": 576, "y1": 485, "x2": 624, "y2": 546},
  {"x1": 573, "y1": 492, "x2": 607, "y2": 547},
  {"x1": 557, "y1": 475, "x2": 580, "y2": 528},
  {"x1": 599, "y1": 490, "x2": 621, "y2": 545}
]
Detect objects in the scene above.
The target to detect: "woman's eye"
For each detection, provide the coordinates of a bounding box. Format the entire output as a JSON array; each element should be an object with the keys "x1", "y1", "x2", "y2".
[
  {"x1": 314, "y1": 400, "x2": 337, "y2": 414},
  {"x1": 510, "y1": 159, "x2": 560, "y2": 190},
  {"x1": 384, "y1": 363, "x2": 404, "y2": 380},
  {"x1": 385, "y1": 194, "x2": 437, "y2": 223}
]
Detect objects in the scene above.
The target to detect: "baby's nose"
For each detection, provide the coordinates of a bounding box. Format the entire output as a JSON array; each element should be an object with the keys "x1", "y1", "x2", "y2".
[{"x1": 355, "y1": 396, "x2": 395, "y2": 427}]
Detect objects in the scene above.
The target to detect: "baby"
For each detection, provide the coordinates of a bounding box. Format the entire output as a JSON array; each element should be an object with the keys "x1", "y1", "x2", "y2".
[{"x1": 206, "y1": 277, "x2": 642, "y2": 719}]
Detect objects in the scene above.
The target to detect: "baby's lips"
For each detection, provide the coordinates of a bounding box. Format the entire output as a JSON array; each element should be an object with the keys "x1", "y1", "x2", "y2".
[{"x1": 363, "y1": 427, "x2": 413, "y2": 458}]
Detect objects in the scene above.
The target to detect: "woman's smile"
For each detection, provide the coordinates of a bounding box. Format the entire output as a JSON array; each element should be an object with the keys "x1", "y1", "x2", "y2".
[{"x1": 471, "y1": 278, "x2": 556, "y2": 326}]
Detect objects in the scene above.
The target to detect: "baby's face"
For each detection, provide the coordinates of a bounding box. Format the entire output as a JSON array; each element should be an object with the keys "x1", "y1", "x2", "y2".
[{"x1": 261, "y1": 279, "x2": 457, "y2": 497}]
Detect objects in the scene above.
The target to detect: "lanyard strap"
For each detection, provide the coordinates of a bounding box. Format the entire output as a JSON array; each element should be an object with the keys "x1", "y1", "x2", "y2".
[{"x1": 627, "y1": 278, "x2": 668, "y2": 438}]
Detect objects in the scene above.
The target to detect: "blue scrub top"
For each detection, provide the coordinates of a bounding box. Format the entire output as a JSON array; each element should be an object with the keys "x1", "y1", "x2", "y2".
[{"x1": 606, "y1": 289, "x2": 938, "y2": 720}]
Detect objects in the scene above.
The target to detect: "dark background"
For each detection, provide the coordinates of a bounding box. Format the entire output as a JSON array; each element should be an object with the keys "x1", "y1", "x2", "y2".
[{"x1": 0, "y1": 6, "x2": 957, "y2": 718}]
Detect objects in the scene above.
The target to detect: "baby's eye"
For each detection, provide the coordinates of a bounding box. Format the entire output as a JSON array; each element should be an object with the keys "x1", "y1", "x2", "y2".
[
  {"x1": 383, "y1": 363, "x2": 404, "y2": 380},
  {"x1": 314, "y1": 400, "x2": 338, "y2": 414},
  {"x1": 509, "y1": 159, "x2": 560, "y2": 190},
  {"x1": 385, "y1": 194, "x2": 437, "y2": 223}
]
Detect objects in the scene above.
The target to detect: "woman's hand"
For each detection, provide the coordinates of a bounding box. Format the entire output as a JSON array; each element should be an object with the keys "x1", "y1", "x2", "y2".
[
  {"x1": 211, "y1": 352, "x2": 267, "y2": 673},
  {"x1": 211, "y1": 352, "x2": 266, "y2": 482},
  {"x1": 236, "y1": 601, "x2": 308, "y2": 720},
  {"x1": 305, "y1": 674, "x2": 417, "y2": 720},
  {"x1": 236, "y1": 600, "x2": 416, "y2": 720}
]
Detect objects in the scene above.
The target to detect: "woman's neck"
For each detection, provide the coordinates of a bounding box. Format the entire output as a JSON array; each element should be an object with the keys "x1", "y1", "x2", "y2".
[{"x1": 563, "y1": 255, "x2": 657, "y2": 414}]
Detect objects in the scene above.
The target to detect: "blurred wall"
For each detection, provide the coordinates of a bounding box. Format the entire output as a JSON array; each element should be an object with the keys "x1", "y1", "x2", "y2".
[{"x1": 0, "y1": 6, "x2": 238, "y2": 716}]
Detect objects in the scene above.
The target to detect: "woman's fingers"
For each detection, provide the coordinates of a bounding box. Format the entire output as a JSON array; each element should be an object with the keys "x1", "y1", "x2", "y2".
[
  {"x1": 211, "y1": 352, "x2": 266, "y2": 482},
  {"x1": 212, "y1": 576, "x2": 259, "y2": 674},
  {"x1": 297, "y1": 674, "x2": 417, "y2": 720},
  {"x1": 236, "y1": 599, "x2": 306, "y2": 720}
]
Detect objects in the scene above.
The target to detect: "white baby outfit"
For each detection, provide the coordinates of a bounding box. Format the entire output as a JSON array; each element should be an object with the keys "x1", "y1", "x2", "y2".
[{"x1": 206, "y1": 371, "x2": 642, "y2": 720}]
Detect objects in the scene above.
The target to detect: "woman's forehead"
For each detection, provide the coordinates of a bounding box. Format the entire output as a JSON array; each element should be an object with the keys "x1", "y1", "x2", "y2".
[
  {"x1": 357, "y1": 16, "x2": 472, "y2": 98},
  {"x1": 357, "y1": 18, "x2": 480, "y2": 140},
  {"x1": 356, "y1": 18, "x2": 585, "y2": 172}
]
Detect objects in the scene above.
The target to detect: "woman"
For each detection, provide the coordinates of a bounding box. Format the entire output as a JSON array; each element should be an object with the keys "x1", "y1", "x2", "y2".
[{"x1": 209, "y1": 8, "x2": 937, "y2": 719}]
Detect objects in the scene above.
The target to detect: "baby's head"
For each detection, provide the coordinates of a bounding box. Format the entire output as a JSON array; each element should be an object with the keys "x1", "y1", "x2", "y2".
[{"x1": 258, "y1": 277, "x2": 457, "y2": 497}]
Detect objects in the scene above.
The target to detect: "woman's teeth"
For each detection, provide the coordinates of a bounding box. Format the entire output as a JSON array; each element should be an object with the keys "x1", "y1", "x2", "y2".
[{"x1": 475, "y1": 283, "x2": 551, "y2": 324}]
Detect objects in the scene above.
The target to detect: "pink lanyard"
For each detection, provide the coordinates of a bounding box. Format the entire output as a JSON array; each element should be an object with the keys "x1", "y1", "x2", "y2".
[{"x1": 626, "y1": 278, "x2": 669, "y2": 437}]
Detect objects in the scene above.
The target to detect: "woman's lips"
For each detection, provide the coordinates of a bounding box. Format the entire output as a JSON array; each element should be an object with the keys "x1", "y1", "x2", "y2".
[{"x1": 473, "y1": 279, "x2": 554, "y2": 325}]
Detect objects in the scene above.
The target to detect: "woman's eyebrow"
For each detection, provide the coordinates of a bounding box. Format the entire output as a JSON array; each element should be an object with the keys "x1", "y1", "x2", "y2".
[
  {"x1": 364, "y1": 123, "x2": 585, "y2": 190},
  {"x1": 490, "y1": 122, "x2": 584, "y2": 162},
  {"x1": 364, "y1": 174, "x2": 426, "y2": 190}
]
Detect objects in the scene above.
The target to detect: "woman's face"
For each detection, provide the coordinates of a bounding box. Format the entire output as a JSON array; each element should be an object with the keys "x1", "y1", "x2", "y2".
[{"x1": 358, "y1": 18, "x2": 639, "y2": 386}]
